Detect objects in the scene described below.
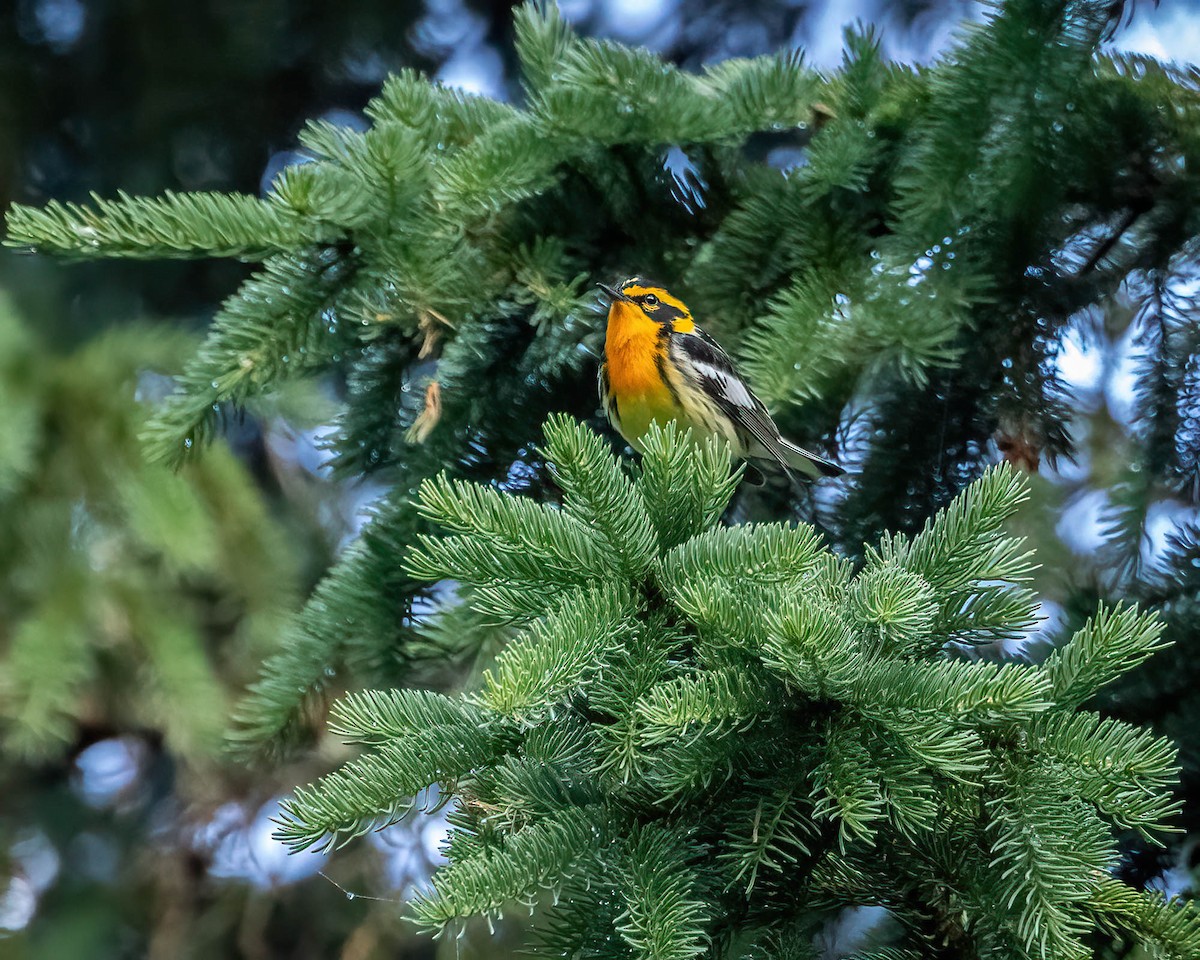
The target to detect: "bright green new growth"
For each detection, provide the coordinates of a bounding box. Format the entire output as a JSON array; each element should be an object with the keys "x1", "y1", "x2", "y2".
[{"x1": 275, "y1": 418, "x2": 1199, "y2": 960}]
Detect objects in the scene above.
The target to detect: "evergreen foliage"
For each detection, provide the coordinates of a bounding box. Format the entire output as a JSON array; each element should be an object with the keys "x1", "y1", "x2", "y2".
[
  {"x1": 9, "y1": 0, "x2": 1200, "y2": 954},
  {"x1": 275, "y1": 418, "x2": 1197, "y2": 959},
  {"x1": 0, "y1": 293, "x2": 298, "y2": 760},
  {"x1": 10, "y1": 0, "x2": 1200, "y2": 761}
]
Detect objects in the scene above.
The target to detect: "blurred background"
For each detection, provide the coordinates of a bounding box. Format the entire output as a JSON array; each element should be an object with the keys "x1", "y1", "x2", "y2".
[{"x1": 1, "y1": 1, "x2": 1198, "y2": 958}]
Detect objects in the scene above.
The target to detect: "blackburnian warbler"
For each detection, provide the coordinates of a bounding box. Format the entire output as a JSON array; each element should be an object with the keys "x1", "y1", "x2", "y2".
[{"x1": 597, "y1": 278, "x2": 843, "y2": 483}]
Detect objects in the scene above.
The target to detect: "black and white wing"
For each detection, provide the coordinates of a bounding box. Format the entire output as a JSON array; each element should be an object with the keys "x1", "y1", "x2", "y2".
[{"x1": 673, "y1": 328, "x2": 843, "y2": 480}]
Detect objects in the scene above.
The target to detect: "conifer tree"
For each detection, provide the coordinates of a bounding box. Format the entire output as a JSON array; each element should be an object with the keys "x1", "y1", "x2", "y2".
[
  {"x1": 7, "y1": 0, "x2": 1200, "y2": 953},
  {"x1": 273, "y1": 416, "x2": 1199, "y2": 959}
]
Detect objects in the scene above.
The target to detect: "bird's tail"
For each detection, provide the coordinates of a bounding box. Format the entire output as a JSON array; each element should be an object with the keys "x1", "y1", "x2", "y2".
[{"x1": 767, "y1": 437, "x2": 844, "y2": 479}]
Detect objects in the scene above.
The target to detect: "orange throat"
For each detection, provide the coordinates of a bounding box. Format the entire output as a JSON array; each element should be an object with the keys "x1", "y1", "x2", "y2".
[{"x1": 604, "y1": 300, "x2": 669, "y2": 399}]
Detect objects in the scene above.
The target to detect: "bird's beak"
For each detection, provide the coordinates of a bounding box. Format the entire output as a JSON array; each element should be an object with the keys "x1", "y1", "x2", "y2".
[{"x1": 596, "y1": 282, "x2": 631, "y2": 304}]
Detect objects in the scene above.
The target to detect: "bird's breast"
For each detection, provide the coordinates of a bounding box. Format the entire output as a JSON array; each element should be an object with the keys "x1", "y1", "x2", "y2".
[{"x1": 604, "y1": 303, "x2": 673, "y2": 402}]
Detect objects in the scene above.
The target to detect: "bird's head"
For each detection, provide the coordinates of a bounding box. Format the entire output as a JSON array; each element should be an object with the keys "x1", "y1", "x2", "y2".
[{"x1": 597, "y1": 277, "x2": 694, "y2": 329}]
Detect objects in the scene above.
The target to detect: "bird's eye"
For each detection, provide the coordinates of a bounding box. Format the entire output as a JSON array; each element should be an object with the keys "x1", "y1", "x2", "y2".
[{"x1": 643, "y1": 294, "x2": 659, "y2": 306}]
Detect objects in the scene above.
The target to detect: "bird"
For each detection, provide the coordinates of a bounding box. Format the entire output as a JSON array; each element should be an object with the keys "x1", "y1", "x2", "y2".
[{"x1": 597, "y1": 277, "x2": 843, "y2": 483}]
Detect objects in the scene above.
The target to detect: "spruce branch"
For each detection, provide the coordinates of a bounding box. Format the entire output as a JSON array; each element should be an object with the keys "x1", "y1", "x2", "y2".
[
  {"x1": 13, "y1": 0, "x2": 1200, "y2": 949},
  {"x1": 760, "y1": 593, "x2": 860, "y2": 698},
  {"x1": 1044, "y1": 602, "x2": 1169, "y2": 708},
  {"x1": 845, "y1": 562, "x2": 938, "y2": 654},
  {"x1": 229, "y1": 491, "x2": 422, "y2": 755},
  {"x1": 617, "y1": 825, "x2": 710, "y2": 960},
  {"x1": 138, "y1": 614, "x2": 228, "y2": 756},
  {"x1": 329, "y1": 688, "x2": 495, "y2": 746},
  {"x1": 406, "y1": 476, "x2": 621, "y2": 608},
  {"x1": 880, "y1": 464, "x2": 1034, "y2": 592},
  {"x1": 534, "y1": 38, "x2": 716, "y2": 145},
  {"x1": 732, "y1": 922, "x2": 821, "y2": 960},
  {"x1": 666, "y1": 576, "x2": 777, "y2": 655},
  {"x1": 513, "y1": 1, "x2": 577, "y2": 95},
  {"x1": 635, "y1": 721, "x2": 762, "y2": 804},
  {"x1": 274, "y1": 721, "x2": 502, "y2": 851},
  {"x1": 527, "y1": 876, "x2": 631, "y2": 960},
  {"x1": 365, "y1": 68, "x2": 517, "y2": 142},
  {"x1": 720, "y1": 787, "x2": 818, "y2": 894},
  {"x1": 415, "y1": 471, "x2": 609, "y2": 558},
  {"x1": 661, "y1": 523, "x2": 831, "y2": 593},
  {"x1": 479, "y1": 583, "x2": 637, "y2": 717},
  {"x1": 408, "y1": 807, "x2": 602, "y2": 930},
  {"x1": 142, "y1": 249, "x2": 355, "y2": 466},
  {"x1": 433, "y1": 114, "x2": 572, "y2": 214},
  {"x1": 802, "y1": 118, "x2": 879, "y2": 197},
  {"x1": 1087, "y1": 875, "x2": 1200, "y2": 960},
  {"x1": 872, "y1": 753, "x2": 939, "y2": 841},
  {"x1": 811, "y1": 722, "x2": 885, "y2": 844},
  {"x1": 985, "y1": 786, "x2": 1112, "y2": 960},
  {"x1": 853, "y1": 660, "x2": 1052, "y2": 723},
  {"x1": 292, "y1": 121, "x2": 431, "y2": 222},
  {"x1": 268, "y1": 159, "x2": 376, "y2": 229},
  {"x1": 542, "y1": 413, "x2": 658, "y2": 577},
  {"x1": 489, "y1": 724, "x2": 605, "y2": 819},
  {"x1": 3, "y1": 608, "x2": 92, "y2": 757},
  {"x1": 4, "y1": 190, "x2": 332, "y2": 260},
  {"x1": 634, "y1": 422, "x2": 739, "y2": 551},
  {"x1": 636, "y1": 667, "x2": 780, "y2": 739},
  {"x1": 699, "y1": 49, "x2": 819, "y2": 136},
  {"x1": 881, "y1": 713, "x2": 991, "y2": 782},
  {"x1": 739, "y1": 274, "x2": 857, "y2": 407},
  {"x1": 1031, "y1": 711, "x2": 1181, "y2": 837}
]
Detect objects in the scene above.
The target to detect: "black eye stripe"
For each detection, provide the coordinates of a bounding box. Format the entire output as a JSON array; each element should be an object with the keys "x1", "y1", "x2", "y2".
[{"x1": 619, "y1": 284, "x2": 688, "y2": 322}]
